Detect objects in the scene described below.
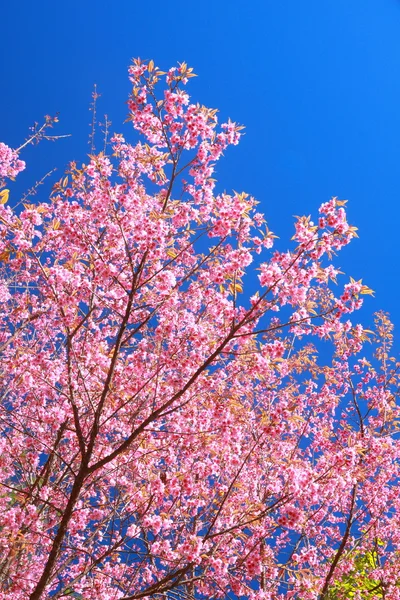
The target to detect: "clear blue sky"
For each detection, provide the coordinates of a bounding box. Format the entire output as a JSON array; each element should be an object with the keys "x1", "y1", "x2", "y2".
[{"x1": 2, "y1": 0, "x2": 400, "y2": 334}]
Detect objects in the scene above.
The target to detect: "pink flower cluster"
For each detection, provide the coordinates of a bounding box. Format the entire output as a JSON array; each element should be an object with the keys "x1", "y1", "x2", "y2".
[{"x1": 0, "y1": 142, "x2": 25, "y2": 185}]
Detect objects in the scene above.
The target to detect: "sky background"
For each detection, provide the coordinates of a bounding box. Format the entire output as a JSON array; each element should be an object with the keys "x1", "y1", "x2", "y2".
[{"x1": 1, "y1": 0, "x2": 400, "y2": 338}]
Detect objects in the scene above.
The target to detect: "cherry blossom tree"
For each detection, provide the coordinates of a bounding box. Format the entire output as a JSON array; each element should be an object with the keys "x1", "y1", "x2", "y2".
[{"x1": 1, "y1": 59, "x2": 400, "y2": 600}]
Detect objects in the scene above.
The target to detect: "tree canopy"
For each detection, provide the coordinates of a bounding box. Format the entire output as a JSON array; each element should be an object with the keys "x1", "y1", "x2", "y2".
[{"x1": 0, "y1": 60, "x2": 399, "y2": 600}]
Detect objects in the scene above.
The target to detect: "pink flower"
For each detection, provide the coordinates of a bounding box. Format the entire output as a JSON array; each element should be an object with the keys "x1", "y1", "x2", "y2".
[{"x1": 0, "y1": 142, "x2": 25, "y2": 184}]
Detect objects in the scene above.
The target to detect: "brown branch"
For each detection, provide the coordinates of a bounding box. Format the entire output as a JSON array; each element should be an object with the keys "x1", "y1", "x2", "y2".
[
  {"x1": 319, "y1": 485, "x2": 357, "y2": 599},
  {"x1": 29, "y1": 467, "x2": 88, "y2": 600},
  {"x1": 121, "y1": 564, "x2": 193, "y2": 599}
]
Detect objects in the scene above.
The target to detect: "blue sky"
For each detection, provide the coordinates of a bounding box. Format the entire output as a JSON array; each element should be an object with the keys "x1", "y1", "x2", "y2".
[{"x1": 2, "y1": 0, "x2": 400, "y2": 336}]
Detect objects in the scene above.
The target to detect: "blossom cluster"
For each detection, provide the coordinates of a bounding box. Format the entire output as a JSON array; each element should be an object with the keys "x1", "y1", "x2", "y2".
[{"x1": 0, "y1": 142, "x2": 25, "y2": 187}]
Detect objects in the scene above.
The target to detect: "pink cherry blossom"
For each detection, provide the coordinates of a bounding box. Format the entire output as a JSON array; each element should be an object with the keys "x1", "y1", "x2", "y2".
[{"x1": 0, "y1": 142, "x2": 25, "y2": 186}]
